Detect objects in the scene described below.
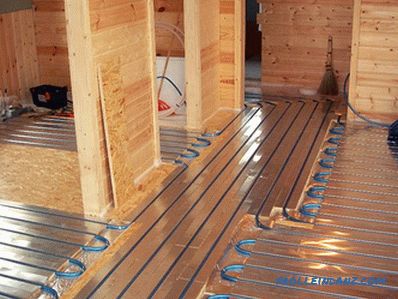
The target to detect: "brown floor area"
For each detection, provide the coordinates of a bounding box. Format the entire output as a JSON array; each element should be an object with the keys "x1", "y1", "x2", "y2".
[
  {"x1": 62, "y1": 99, "x2": 339, "y2": 298},
  {"x1": 61, "y1": 107, "x2": 245, "y2": 297},
  {"x1": 0, "y1": 107, "x2": 240, "y2": 219},
  {"x1": 0, "y1": 143, "x2": 84, "y2": 213}
]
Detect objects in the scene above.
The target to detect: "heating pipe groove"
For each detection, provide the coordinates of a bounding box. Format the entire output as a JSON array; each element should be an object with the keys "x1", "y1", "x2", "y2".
[
  {"x1": 307, "y1": 186, "x2": 327, "y2": 199},
  {"x1": 328, "y1": 137, "x2": 342, "y2": 145},
  {"x1": 179, "y1": 148, "x2": 200, "y2": 159},
  {"x1": 0, "y1": 273, "x2": 59, "y2": 299},
  {"x1": 319, "y1": 158, "x2": 336, "y2": 169},
  {"x1": 0, "y1": 201, "x2": 129, "y2": 232},
  {"x1": 0, "y1": 227, "x2": 109, "y2": 252},
  {"x1": 0, "y1": 255, "x2": 85, "y2": 279},
  {"x1": 221, "y1": 265, "x2": 246, "y2": 283},
  {"x1": 324, "y1": 147, "x2": 338, "y2": 157},
  {"x1": 208, "y1": 294, "x2": 252, "y2": 299},
  {"x1": 329, "y1": 126, "x2": 345, "y2": 135},
  {"x1": 0, "y1": 241, "x2": 87, "y2": 275},
  {"x1": 313, "y1": 172, "x2": 332, "y2": 183},
  {"x1": 300, "y1": 203, "x2": 322, "y2": 217},
  {"x1": 235, "y1": 239, "x2": 257, "y2": 257}
]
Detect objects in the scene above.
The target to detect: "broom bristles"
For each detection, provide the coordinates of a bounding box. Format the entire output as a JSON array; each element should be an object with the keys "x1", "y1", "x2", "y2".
[{"x1": 318, "y1": 66, "x2": 339, "y2": 96}]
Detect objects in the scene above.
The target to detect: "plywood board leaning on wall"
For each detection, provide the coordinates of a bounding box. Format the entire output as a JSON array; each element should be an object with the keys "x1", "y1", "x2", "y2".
[
  {"x1": 0, "y1": 9, "x2": 39, "y2": 103},
  {"x1": 349, "y1": 0, "x2": 398, "y2": 117},
  {"x1": 258, "y1": 0, "x2": 353, "y2": 93}
]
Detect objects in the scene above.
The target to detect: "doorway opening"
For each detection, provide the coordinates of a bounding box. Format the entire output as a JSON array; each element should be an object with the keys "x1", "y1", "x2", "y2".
[
  {"x1": 245, "y1": 0, "x2": 262, "y2": 94},
  {"x1": 154, "y1": 1, "x2": 186, "y2": 129}
]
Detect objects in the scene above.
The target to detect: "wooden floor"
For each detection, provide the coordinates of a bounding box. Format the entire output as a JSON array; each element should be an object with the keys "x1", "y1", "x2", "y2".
[
  {"x1": 205, "y1": 123, "x2": 398, "y2": 299},
  {"x1": 64, "y1": 99, "x2": 338, "y2": 298}
]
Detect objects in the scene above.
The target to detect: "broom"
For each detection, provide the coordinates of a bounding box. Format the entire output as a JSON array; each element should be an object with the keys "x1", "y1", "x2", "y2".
[{"x1": 318, "y1": 35, "x2": 339, "y2": 96}]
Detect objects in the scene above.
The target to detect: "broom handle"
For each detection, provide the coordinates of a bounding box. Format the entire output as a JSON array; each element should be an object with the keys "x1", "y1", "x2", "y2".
[{"x1": 326, "y1": 36, "x2": 333, "y2": 67}]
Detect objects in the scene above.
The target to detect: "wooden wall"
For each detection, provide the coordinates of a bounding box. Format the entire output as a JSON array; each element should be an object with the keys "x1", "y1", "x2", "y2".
[
  {"x1": 185, "y1": 0, "x2": 244, "y2": 129},
  {"x1": 0, "y1": 1, "x2": 71, "y2": 103},
  {"x1": 0, "y1": 9, "x2": 39, "y2": 102},
  {"x1": 33, "y1": 0, "x2": 71, "y2": 88},
  {"x1": 258, "y1": 0, "x2": 353, "y2": 92},
  {"x1": 200, "y1": 0, "x2": 221, "y2": 121},
  {"x1": 220, "y1": 0, "x2": 244, "y2": 109},
  {"x1": 88, "y1": 0, "x2": 159, "y2": 208},
  {"x1": 154, "y1": 0, "x2": 184, "y2": 57},
  {"x1": 349, "y1": 0, "x2": 398, "y2": 115}
]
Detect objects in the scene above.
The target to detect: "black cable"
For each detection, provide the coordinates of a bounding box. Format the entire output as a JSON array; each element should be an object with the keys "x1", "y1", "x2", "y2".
[
  {"x1": 156, "y1": 76, "x2": 183, "y2": 96},
  {"x1": 343, "y1": 73, "x2": 390, "y2": 128}
]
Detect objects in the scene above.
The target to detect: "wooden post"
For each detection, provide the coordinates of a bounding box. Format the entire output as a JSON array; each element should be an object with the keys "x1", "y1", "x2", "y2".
[
  {"x1": 234, "y1": 0, "x2": 245, "y2": 109},
  {"x1": 184, "y1": 0, "x2": 203, "y2": 129},
  {"x1": 65, "y1": 0, "x2": 110, "y2": 215},
  {"x1": 348, "y1": 0, "x2": 361, "y2": 121},
  {"x1": 148, "y1": 0, "x2": 162, "y2": 163}
]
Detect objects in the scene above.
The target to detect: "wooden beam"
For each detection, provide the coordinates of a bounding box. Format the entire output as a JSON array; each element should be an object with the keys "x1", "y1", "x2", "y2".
[
  {"x1": 65, "y1": 0, "x2": 110, "y2": 215},
  {"x1": 147, "y1": 0, "x2": 162, "y2": 163},
  {"x1": 234, "y1": 0, "x2": 245, "y2": 109},
  {"x1": 184, "y1": 0, "x2": 203, "y2": 129},
  {"x1": 348, "y1": 0, "x2": 361, "y2": 121}
]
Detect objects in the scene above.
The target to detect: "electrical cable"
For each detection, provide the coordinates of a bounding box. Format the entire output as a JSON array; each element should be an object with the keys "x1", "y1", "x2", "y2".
[
  {"x1": 156, "y1": 76, "x2": 182, "y2": 96},
  {"x1": 343, "y1": 74, "x2": 390, "y2": 128},
  {"x1": 155, "y1": 22, "x2": 187, "y2": 115}
]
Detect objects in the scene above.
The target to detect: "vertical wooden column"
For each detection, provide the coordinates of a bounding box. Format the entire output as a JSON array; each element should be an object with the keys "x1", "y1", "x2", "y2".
[
  {"x1": 348, "y1": 0, "x2": 361, "y2": 121},
  {"x1": 184, "y1": 0, "x2": 203, "y2": 129},
  {"x1": 220, "y1": 0, "x2": 245, "y2": 110},
  {"x1": 185, "y1": 0, "x2": 245, "y2": 130},
  {"x1": 148, "y1": 0, "x2": 162, "y2": 164},
  {"x1": 234, "y1": 0, "x2": 245, "y2": 108},
  {"x1": 65, "y1": 0, "x2": 110, "y2": 215}
]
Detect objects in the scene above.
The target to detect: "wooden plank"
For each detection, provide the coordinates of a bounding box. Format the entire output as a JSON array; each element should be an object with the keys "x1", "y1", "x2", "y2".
[
  {"x1": 184, "y1": 0, "x2": 202, "y2": 129},
  {"x1": 147, "y1": 0, "x2": 161, "y2": 164}
]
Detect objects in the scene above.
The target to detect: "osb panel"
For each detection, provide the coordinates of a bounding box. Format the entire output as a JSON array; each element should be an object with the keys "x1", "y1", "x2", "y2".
[
  {"x1": 0, "y1": 143, "x2": 83, "y2": 214},
  {"x1": 99, "y1": 57, "x2": 136, "y2": 208},
  {"x1": 258, "y1": 0, "x2": 354, "y2": 91}
]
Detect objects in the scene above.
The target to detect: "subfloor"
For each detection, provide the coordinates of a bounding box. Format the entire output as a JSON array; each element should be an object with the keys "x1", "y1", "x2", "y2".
[
  {"x1": 3, "y1": 98, "x2": 397, "y2": 298},
  {"x1": 0, "y1": 109, "x2": 240, "y2": 217},
  {"x1": 0, "y1": 108, "x2": 244, "y2": 298},
  {"x1": 205, "y1": 123, "x2": 398, "y2": 298},
  {"x1": 65, "y1": 98, "x2": 341, "y2": 298}
]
